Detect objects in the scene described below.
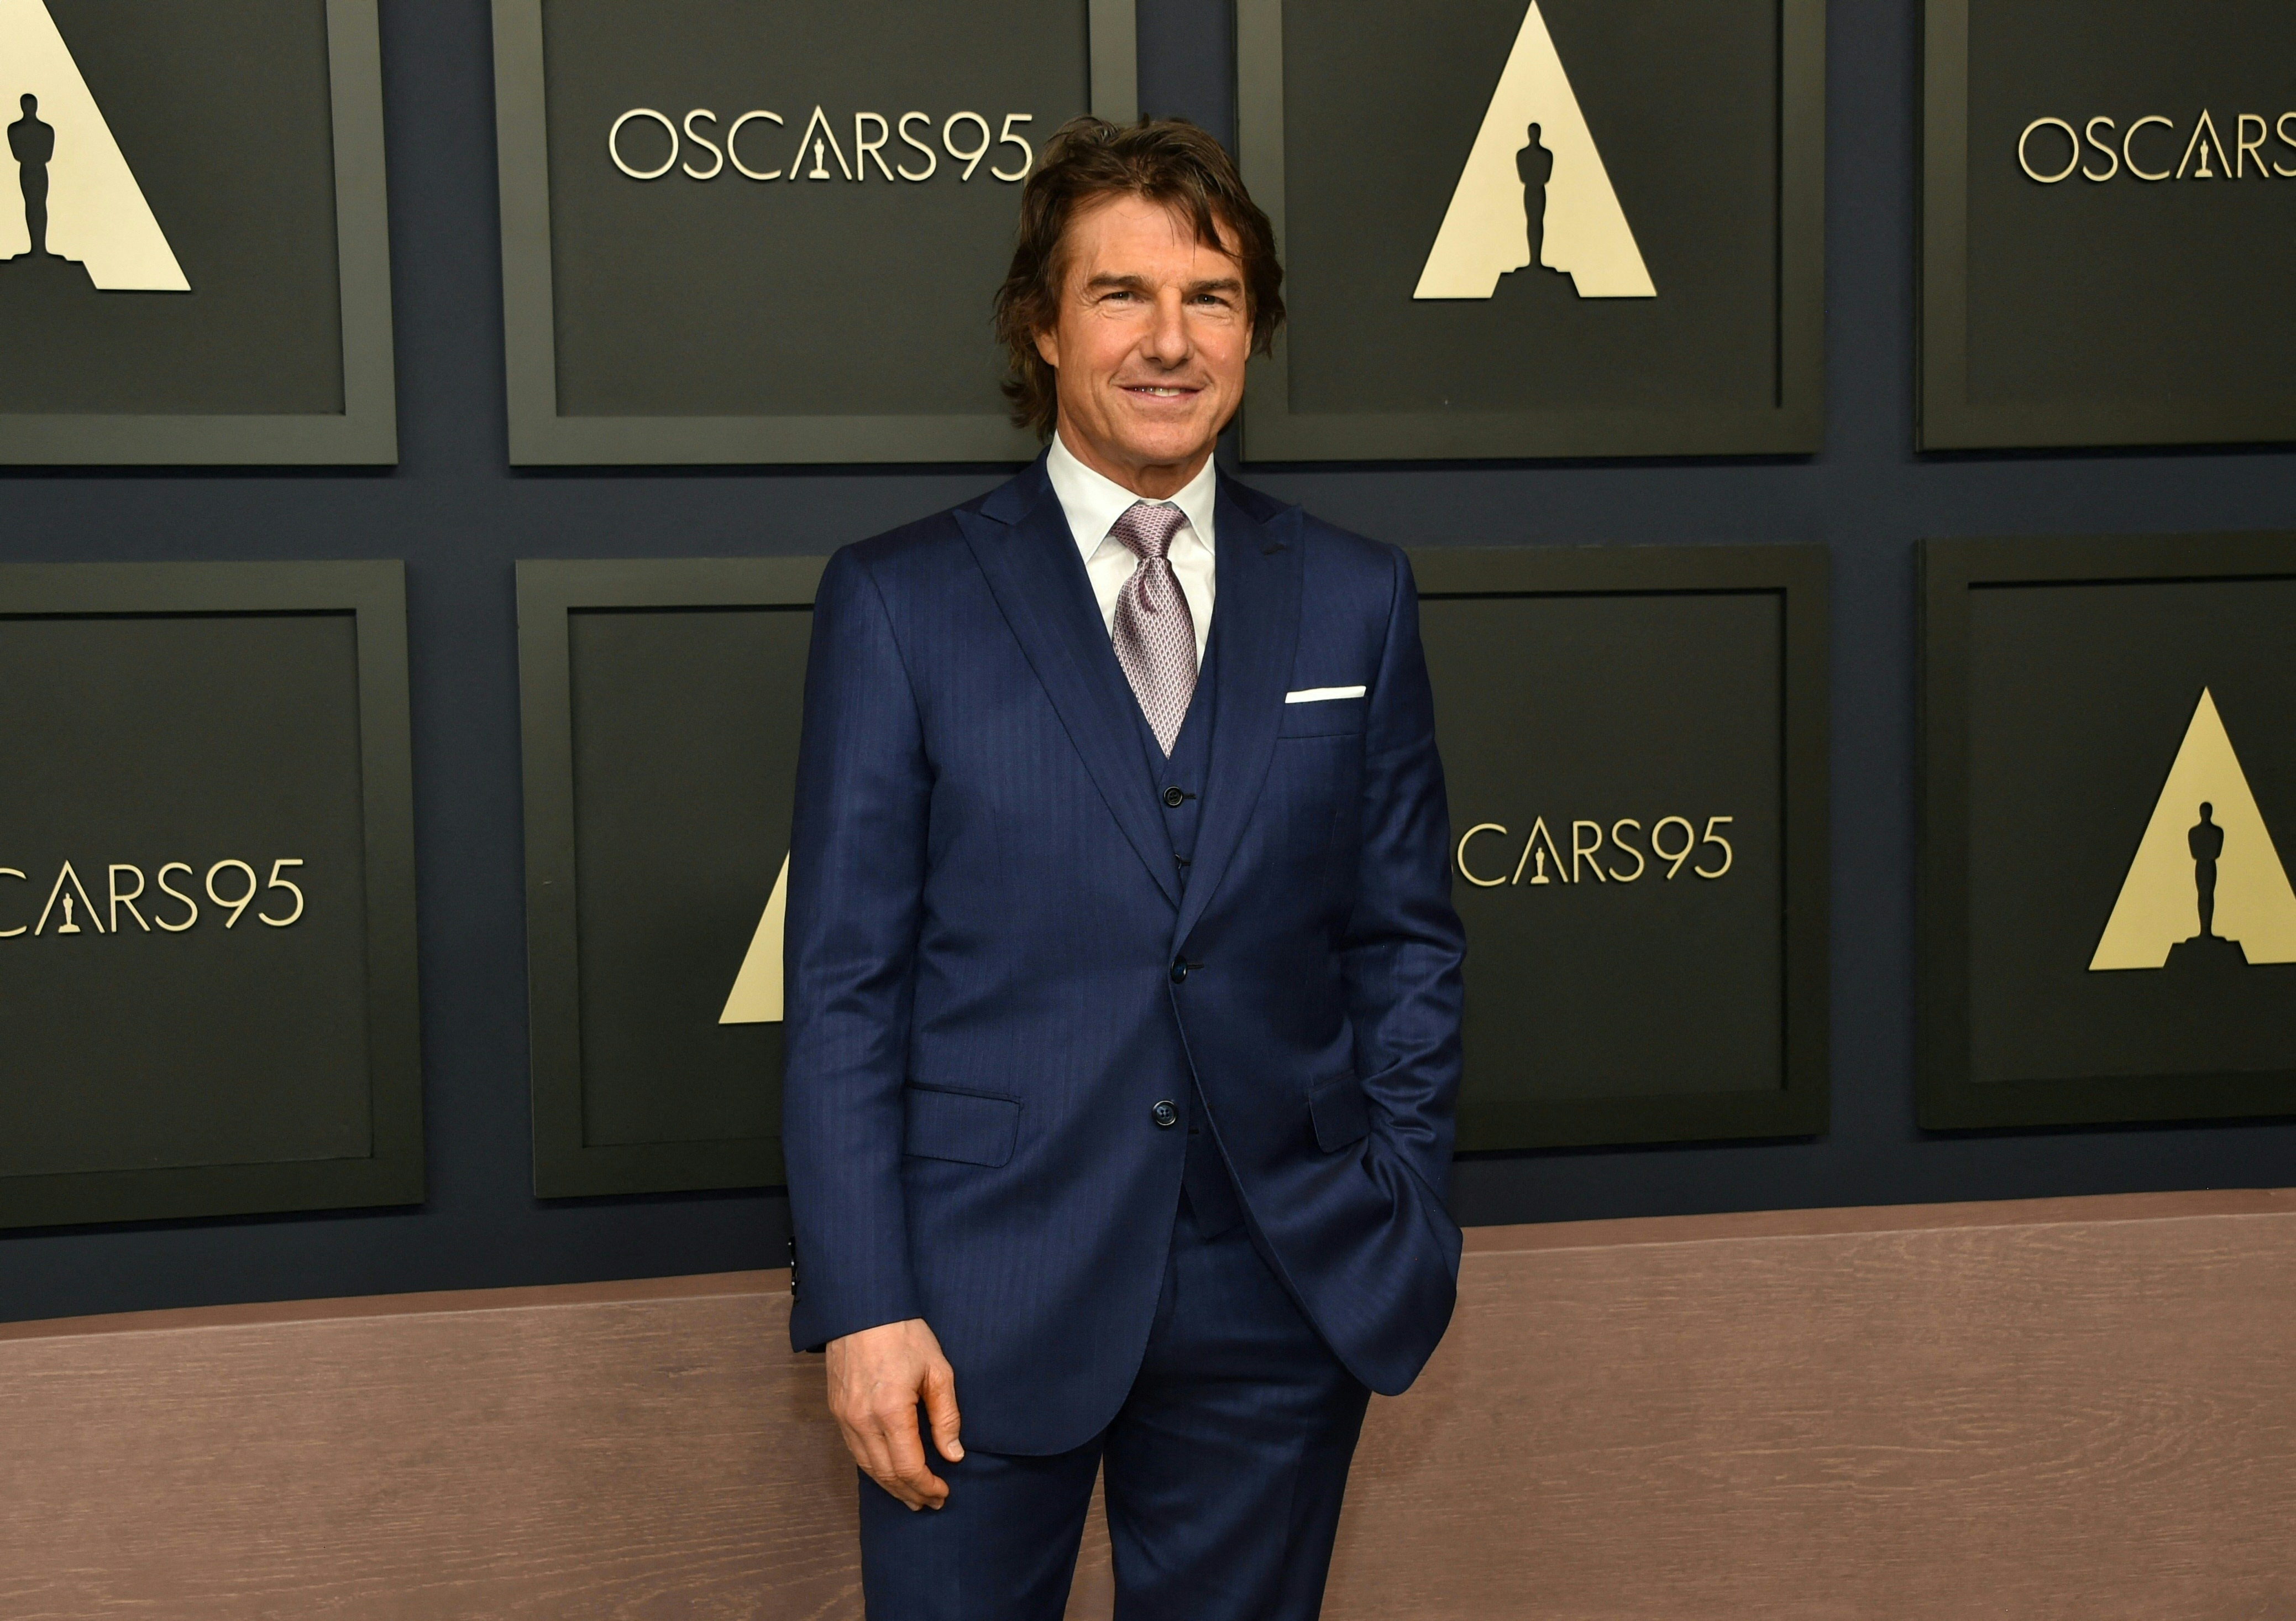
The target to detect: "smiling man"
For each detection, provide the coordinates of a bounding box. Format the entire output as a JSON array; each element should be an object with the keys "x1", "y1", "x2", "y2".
[{"x1": 782, "y1": 118, "x2": 1465, "y2": 1620}]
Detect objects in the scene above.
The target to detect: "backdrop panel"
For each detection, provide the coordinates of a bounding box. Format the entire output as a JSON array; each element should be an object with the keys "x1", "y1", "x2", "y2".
[
  {"x1": 0, "y1": 562, "x2": 420, "y2": 1227},
  {"x1": 518, "y1": 558, "x2": 822, "y2": 1197},
  {"x1": 0, "y1": 0, "x2": 396, "y2": 464},
  {"x1": 1919, "y1": 534, "x2": 2296, "y2": 1128},
  {"x1": 1414, "y1": 546, "x2": 1829, "y2": 1149},
  {"x1": 493, "y1": 0, "x2": 1137, "y2": 464},
  {"x1": 1921, "y1": 0, "x2": 2296, "y2": 449},
  {"x1": 1237, "y1": 0, "x2": 1825, "y2": 460}
]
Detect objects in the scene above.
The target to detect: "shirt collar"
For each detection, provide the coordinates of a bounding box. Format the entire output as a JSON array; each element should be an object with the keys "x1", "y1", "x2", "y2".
[{"x1": 1046, "y1": 429, "x2": 1219, "y2": 565}]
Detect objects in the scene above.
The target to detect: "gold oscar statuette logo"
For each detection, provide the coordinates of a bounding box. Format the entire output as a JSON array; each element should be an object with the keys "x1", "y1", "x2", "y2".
[
  {"x1": 2090, "y1": 688, "x2": 2296, "y2": 972},
  {"x1": 1, "y1": 0, "x2": 188, "y2": 290},
  {"x1": 719, "y1": 853, "x2": 788, "y2": 1025},
  {"x1": 1414, "y1": 0, "x2": 1654, "y2": 301}
]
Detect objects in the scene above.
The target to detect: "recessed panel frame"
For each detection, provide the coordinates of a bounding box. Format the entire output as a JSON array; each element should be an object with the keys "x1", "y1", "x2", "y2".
[
  {"x1": 0, "y1": 561, "x2": 421, "y2": 1228},
  {"x1": 1918, "y1": 0, "x2": 2296, "y2": 451},
  {"x1": 1236, "y1": 0, "x2": 1826, "y2": 462},
  {"x1": 1412, "y1": 544, "x2": 1830, "y2": 1149},
  {"x1": 518, "y1": 557, "x2": 824, "y2": 1198},
  {"x1": 492, "y1": 0, "x2": 1137, "y2": 466},
  {"x1": 0, "y1": 0, "x2": 397, "y2": 466},
  {"x1": 1918, "y1": 533, "x2": 2296, "y2": 1129}
]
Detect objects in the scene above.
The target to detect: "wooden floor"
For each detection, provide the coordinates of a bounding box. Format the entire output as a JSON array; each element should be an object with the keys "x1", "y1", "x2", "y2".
[{"x1": 2, "y1": 1189, "x2": 2292, "y2": 1619}]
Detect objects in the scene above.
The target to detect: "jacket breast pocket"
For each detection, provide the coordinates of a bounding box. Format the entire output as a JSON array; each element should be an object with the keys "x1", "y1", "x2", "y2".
[
  {"x1": 1307, "y1": 1070, "x2": 1372, "y2": 1152},
  {"x1": 1278, "y1": 697, "x2": 1368, "y2": 740},
  {"x1": 903, "y1": 1085, "x2": 1021, "y2": 1168}
]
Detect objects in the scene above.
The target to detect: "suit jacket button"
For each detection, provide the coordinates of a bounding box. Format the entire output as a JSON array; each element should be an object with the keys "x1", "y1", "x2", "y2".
[
  {"x1": 1170, "y1": 959, "x2": 1189, "y2": 983},
  {"x1": 1151, "y1": 1100, "x2": 1180, "y2": 1129},
  {"x1": 1162, "y1": 786, "x2": 1186, "y2": 808}
]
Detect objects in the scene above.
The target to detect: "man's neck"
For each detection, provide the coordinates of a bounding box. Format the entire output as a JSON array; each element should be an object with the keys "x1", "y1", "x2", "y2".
[{"x1": 1053, "y1": 426, "x2": 1213, "y2": 502}]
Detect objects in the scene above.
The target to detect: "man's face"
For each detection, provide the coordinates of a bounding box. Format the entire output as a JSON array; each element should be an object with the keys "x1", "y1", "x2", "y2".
[{"x1": 1035, "y1": 193, "x2": 1251, "y2": 495}]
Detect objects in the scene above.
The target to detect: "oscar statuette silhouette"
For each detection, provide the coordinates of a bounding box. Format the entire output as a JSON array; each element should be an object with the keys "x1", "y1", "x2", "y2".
[
  {"x1": 8, "y1": 92, "x2": 55, "y2": 257},
  {"x1": 1491, "y1": 123, "x2": 1579, "y2": 317},
  {"x1": 2165, "y1": 802, "x2": 2248, "y2": 971}
]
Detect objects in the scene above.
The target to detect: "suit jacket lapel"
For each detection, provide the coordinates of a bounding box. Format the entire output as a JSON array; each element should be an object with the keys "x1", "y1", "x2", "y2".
[
  {"x1": 957, "y1": 461, "x2": 1182, "y2": 910},
  {"x1": 1176, "y1": 477, "x2": 1303, "y2": 947}
]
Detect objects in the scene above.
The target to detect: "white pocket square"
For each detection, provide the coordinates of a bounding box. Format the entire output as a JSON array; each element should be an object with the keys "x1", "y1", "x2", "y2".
[{"x1": 1285, "y1": 686, "x2": 1367, "y2": 704}]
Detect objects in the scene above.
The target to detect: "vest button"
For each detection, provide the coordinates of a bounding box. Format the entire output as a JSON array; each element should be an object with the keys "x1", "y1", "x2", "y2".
[
  {"x1": 1162, "y1": 786, "x2": 1186, "y2": 808},
  {"x1": 1151, "y1": 1100, "x2": 1179, "y2": 1129}
]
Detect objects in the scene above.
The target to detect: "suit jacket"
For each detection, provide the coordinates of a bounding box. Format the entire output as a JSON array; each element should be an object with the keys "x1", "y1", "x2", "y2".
[{"x1": 782, "y1": 456, "x2": 1466, "y2": 1456}]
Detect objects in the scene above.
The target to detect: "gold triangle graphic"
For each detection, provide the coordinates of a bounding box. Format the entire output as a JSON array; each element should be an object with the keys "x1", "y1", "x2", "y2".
[
  {"x1": 2089, "y1": 689, "x2": 2296, "y2": 970},
  {"x1": 719, "y1": 854, "x2": 789, "y2": 1024},
  {"x1": 1414, "y1": 0, "x2": 1653, "y2": 300},
  {"x1": 2, "y1": 0, "x2": 190, "y2": 289}
]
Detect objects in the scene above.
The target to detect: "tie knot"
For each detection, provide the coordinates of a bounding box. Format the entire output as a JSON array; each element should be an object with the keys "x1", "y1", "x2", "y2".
[{"x1": 1110, "y1": 500, "x2": 1188, "y2": 562}]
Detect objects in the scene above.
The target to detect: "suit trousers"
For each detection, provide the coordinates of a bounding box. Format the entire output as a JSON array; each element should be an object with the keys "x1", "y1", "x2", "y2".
[{"x1": 857, "y1": 1198, "x2": 1372, "y2": 1620}]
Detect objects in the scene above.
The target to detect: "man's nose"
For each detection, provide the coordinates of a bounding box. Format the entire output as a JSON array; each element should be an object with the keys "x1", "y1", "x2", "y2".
[{"x1": 1141, "y1": 292, "x2": 1190, "y2": 363}]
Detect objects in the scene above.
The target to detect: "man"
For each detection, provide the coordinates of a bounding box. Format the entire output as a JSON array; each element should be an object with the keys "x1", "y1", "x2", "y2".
[{"x1": 783, "y1": 117, "x2": 1465, "y2": 1620}]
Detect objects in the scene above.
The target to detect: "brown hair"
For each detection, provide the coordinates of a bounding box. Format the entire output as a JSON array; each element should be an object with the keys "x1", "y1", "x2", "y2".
[{"x1": 993, "y1": 117, "x2": 1285, "y2": 438}]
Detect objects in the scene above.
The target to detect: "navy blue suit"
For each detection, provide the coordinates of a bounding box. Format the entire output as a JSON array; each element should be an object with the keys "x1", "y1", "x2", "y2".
[{"x1": 783, "y1": 457, "x2": 1465, "y2": 1614}]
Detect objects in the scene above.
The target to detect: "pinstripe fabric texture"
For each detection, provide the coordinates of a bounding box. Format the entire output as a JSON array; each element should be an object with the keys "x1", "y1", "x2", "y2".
[{"x1": 1108, "y1": 500, "x2": 1197, "y2": 755}]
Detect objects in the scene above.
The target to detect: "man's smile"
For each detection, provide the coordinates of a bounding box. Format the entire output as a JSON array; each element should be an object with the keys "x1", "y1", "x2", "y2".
[{"x1": 1120, "y1": 383, "x2": 1202, "y2": 399}]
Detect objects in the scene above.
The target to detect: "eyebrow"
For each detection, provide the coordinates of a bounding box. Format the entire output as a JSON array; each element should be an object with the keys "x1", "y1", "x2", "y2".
[{"x1": 1083, "y1": 273, "x2": 1245, "y2": 297}]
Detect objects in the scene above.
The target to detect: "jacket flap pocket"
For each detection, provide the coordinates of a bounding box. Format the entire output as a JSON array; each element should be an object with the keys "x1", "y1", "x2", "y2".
[
  {"x1": 1307, "y1": 1070, "x2": 1371, "y2": 1152},
  {"x1": 903, "y1": 1086, "x2": 1021, "y2": 1168}
]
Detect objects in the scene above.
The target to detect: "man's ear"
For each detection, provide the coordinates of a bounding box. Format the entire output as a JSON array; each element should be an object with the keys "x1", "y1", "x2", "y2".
[{"x1": 1033, "y1": 325, "x2": 1060, "y2": 370}]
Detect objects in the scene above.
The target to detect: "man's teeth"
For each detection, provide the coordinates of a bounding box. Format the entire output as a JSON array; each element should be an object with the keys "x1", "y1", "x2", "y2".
[{"x1": 1130, "y1": 386, "x2": 1187, "y2": 396}]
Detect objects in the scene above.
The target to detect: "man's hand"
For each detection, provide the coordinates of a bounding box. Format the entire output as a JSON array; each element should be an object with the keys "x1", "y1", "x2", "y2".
[{"x1": 825, "y1": 1317, "x2": 963, "y2": 1510}]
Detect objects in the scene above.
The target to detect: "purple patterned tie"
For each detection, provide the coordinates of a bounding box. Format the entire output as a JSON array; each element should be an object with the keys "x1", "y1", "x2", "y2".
[{"x1": 1108, "y1": 500, "x2": 1198, "y2": 756}]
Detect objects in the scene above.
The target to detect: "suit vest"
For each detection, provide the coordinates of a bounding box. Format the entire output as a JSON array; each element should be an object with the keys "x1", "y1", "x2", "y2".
[{"x1": 1131, "y1": 628, "x2": 1248, "y2": 1237}]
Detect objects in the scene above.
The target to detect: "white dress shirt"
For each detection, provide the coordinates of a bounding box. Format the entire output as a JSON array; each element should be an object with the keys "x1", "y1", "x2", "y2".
[{"x1": 1045, "y1": 430, "x2": 1218, "y2": 667}]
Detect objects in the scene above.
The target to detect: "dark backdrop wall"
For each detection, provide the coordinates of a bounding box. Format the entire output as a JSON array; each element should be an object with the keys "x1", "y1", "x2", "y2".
[{"x1": 2, "y1": 0, "x2": 2290, "y2": 1325}]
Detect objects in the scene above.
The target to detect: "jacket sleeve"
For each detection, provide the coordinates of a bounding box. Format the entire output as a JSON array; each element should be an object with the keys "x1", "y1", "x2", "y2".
[
  {"x1": 782, "y1": 545, "x2": 932, "y2": 1352},
  {"x1": 1341, "y1": 547, "x2": 1467, "y2": 1210}
]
